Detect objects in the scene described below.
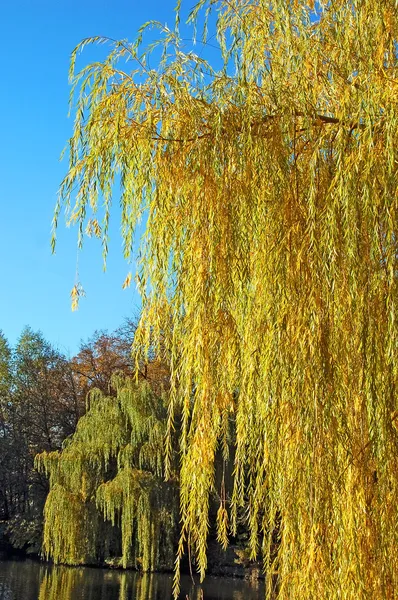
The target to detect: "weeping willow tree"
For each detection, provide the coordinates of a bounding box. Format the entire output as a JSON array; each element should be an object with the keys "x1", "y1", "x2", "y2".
[
  {"x1": 36, "y1": 376, "x2": 178, "y2": 572},
  {"x1": 53, "y1": 1, "x2": 398, "y2": 598}
]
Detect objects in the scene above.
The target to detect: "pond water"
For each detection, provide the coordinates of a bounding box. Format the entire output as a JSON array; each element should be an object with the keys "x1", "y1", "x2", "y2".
[{"x1": 0, "y1": 560, "x2": 263, "y2": 600}]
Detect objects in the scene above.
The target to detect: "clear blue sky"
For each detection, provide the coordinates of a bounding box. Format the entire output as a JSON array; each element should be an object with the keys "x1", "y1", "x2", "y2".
[{"x1": 0, "y1": 0, "x2": 182, "y2": 357}]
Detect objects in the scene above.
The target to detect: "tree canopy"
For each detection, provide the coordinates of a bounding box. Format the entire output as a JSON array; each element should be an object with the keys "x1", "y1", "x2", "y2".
[
  {"x1": 54, "y1": 1, "x2": 398, "y2": 598},
  {"x1": 37, "y1": 376, "x2": 178, "y2": 573}
]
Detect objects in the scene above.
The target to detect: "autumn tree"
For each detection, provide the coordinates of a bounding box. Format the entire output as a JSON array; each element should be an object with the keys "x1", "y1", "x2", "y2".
[
  {"x1": 53, "y1": 1, "x2": 398, "y2": 598},
  {"x1": 70, "y1": 329, "x2": 132, "y2": 400}
]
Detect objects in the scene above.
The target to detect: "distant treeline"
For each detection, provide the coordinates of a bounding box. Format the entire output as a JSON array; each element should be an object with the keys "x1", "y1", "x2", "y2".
[{"x1": 0, "y1": 321, "x2": 136, "y2": 554}]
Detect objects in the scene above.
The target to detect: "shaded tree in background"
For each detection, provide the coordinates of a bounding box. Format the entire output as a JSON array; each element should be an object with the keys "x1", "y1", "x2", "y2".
[
  {"x1": 37, "y1": 374, "x2": 178, "y2": 572},
  {"x1": 0, "y1": 331, "x2": 13, "y2": 521},
  {"x1": 0, "y1": 327, "x2": 83, "y2": 552},
  {"x1": 12, "y1": 328, "x2": 78, "y2": 450},
  {"x1": 54, "y1": 1, "x2": 398, "y2": 598}
]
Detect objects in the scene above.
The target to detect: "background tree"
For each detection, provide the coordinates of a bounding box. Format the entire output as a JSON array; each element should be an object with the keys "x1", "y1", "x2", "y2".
[
  {"x1": 0, "y1": 331, "x2": 13, "y2": 521},
  {"x1": 71, "y1": 328, "x2": 133, "y2": 398},
  {"x1": 37, "y1": 375, "x2": 178, "y2": 572},
  {"x1": 53, "y1": 1, "x2": 398, "y2": 598},
  {"x1": 1, "y1": 328, "x2": 83, "y2": 552},
  {"x1": 12, "y1": 327, "x2": 79, "y2": 451}
]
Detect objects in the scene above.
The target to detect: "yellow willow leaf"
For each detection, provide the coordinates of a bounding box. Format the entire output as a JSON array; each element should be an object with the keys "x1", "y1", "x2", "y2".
[
  {"x1": 122, "y1": 272, "x2": 132, "y2": 289},
  {"x1": 70, "y1": 283, "x2": 85, "y2": 312},
  {"x1": 85, "y1": 218, "x2": 102, "y2": 238},
  {"x1": 216, "y1": 505, "x2": 229, "y2": 550}
]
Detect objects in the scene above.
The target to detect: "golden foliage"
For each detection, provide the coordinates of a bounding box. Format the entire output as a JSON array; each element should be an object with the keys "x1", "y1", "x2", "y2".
[
  {"x1": 70, "y1": 282, "x2": 85, "y2": 312},
  {"x1": 55, "y1": 1, "x2": 398, "y2": 598}
]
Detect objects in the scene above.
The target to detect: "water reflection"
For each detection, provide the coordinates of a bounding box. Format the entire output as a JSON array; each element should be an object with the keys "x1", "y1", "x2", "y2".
[{"x1": 0, "y1": 560, "x2": 263, "y2": 600}]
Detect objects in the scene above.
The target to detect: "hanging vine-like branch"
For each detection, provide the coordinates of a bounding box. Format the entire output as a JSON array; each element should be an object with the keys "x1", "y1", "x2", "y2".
[{"x1": 53, "y1": 2, "x2": 398, "y2": 598}]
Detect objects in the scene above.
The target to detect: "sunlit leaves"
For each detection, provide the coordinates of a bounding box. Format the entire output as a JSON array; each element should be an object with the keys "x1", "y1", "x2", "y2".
[
  {"x1": 55, "y1": 1, "x2": 398, "y2": 598},
  {"x1": 70, "y1": 283, "x2": 85, "y2": 312},
  {"x1": 122, "y1": 272, "x2": 132, "y2": 289}
]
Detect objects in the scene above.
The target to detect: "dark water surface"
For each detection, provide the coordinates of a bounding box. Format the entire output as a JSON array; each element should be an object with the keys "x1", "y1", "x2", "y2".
[{"x1": 0, "y1": 560, "x2": 263, "y2": 600}]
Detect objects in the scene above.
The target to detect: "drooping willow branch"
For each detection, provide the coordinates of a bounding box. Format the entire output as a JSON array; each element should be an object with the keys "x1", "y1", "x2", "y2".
[{"x1": 53, "y1": 2, "x2": 398, "y2": 599}]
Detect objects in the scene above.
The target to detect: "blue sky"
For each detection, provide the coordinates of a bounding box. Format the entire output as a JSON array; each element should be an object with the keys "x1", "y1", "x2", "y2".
[{"x1": 0, "y1": 0, "x2": 183, "y2": 356}]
